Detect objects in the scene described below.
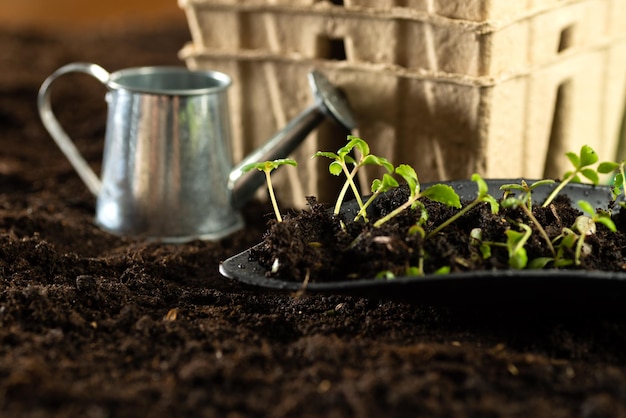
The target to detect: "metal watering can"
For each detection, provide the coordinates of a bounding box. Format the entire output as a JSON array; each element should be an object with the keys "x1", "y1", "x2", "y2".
[{"x1": 38, "y1": 63, "x2": 355, "y2": 242}]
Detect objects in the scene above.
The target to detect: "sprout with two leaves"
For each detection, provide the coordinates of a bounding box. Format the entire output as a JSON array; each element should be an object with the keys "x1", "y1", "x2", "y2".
[
  {"x1": 373, "y1": 164, "x2": 462, "y2": 228},
  {"x1": 241, "y1": 158, "x2": 297, "y2": 223},
  {"x1": 314, "y1": 135, "x2": 393, "y2": 219},
  {"x1": 542, "y1": 145, "x2": 600, "y2": 207}
]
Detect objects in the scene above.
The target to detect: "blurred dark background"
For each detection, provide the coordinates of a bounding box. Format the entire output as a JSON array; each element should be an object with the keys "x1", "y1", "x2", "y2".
[{"x1": 0, "y1": 0, "x2": 185, "y2": 30}]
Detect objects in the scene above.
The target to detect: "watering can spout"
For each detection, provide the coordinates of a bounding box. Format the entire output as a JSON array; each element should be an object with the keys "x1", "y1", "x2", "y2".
[{"x1": 229, "y1": 70, "x2": 356, "y2": 209}]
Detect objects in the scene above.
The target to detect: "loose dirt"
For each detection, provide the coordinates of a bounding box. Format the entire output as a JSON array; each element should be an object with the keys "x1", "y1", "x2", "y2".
[{"x1": 1, "y1": 22, "x2": 626, "y2": 418}]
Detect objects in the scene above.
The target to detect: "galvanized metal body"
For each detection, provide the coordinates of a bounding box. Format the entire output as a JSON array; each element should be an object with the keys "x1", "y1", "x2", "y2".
[
  {"x1": 39, "y1": 64, "x2": 241, "y2": 241},
  {"x1": 38, "y1": 63, "x2": 355, "y2": 242},
  {"x1": 100, "y1": 67, "x2": 239, "y2": 240}
]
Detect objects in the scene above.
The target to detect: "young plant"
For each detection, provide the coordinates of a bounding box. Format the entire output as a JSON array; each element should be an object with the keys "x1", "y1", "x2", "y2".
[
  {"x1": 241, "y1": 158, "x2": 297, "y2": 223},
  {"x1": 500, "y1": 182, "x2": 556, "y2": 257},
  {"x1": 576, "y1": 200, "x2": 616, "y2": 233},
  {"x1": 529, "y1": 229, "x2": 577, "y2": 269},
  {"x1": 505, "y1": 223, "x2": 533, "y2": 269},
  {"x1": 314, "y1": 135, "x2": 393, "y2": 217},
  {"x1": 373, "y1": 164, "x2": 461, "y2": 228},
  {"x1": 499, "y1": 179, "x2": 555, "y2": 210},
  {"x1": 405, "y1": 218, "x2": 428, "y2": 276},
  {"x1": 597, "y1": 159, "x2": 626, "y2": 208},
  {"x1": 470, "y1": 224, "x2": 532, "y2": 269},
  {"x1": 354, "y1": 173, "x2": 399, "y2": 221},
  {"x1": 542, "y1": 144, "x2": 600, "y2": 207},
  {"x1": 531, "y1": 200, "x2": 616, "y2": 268},
  {"x1": 564, "y1": 201, "x2": 615, "y2": 265},
  {"x1": 469, "y1": 228, "x2": 492, "y2": 261},
  {"x1": 500, "y1": 196, "x2": 556, "y2": 256},
  {"x1": 424, "y1": 173, "x2": 499, "y2": 239}
]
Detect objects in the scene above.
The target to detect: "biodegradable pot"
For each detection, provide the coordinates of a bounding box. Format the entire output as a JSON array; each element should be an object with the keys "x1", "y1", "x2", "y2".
[{"x1": 219, "y1": 179, "x2": 626, "y2": 312}]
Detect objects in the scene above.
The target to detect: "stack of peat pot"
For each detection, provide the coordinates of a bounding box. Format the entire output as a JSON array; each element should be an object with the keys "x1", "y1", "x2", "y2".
[{"x1": 179, "y1": 0, "x2": 626, "y2": 207}]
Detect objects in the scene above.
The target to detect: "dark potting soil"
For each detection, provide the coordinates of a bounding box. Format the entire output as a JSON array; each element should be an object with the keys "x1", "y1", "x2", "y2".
[
  {"x1": 2, "y1": 21, "x2": 626, "y2": 418},
  {"x1": 252, "y1": 188, "x2": 626, "y2": 283}
]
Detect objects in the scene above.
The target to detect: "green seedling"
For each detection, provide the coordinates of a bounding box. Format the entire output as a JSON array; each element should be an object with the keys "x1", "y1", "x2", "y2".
[
  {"x1": 598, "y1": 159, "x2": 626, "y2": 208},
  {"x1": 241, "y1": 158, "x2": 297, "y2": 222},
  {"x1": 529, "y1": 229, "x2": 577, "y2": 269},
  {"x1": 407, "y1": 218, "x2": 427, "y2": 276},
  {"x1": 573, "y1": 200, "x2": 616, "y2": 266},
  {"x1": 424, "y1": 173, "x2": 499, "y2": 239},
  {"x1": 354, "y1": 173, "x2": 399, "y2": 221},
  {"x1": 501, "y1": 187, "x2": 556, "y2": 257},
  {"x1": 314, "y1": 135, "x2": 393, "y2": 217},
  {"x1": 406, "y1": 265, "x2": 451, "y2": 276},
  {"x1": 470, "y1": 224, "x2": 532, "y2": 269},
  {"x1": 577, "y1": 200, "x2": 617, "y2": 233},
  {"x1": 373, "y1": 164, "x2": 461, "y2": 228},
  {"x1": 531, "y1": 200, "x2": 616, "y2": 268},
  {"x1": 469, "y1": 228, "x2": 493, "y2": 260},
  {"x1": 542, "y1": 144, "x2": 600, "y2": 207},
  {"x1": 499, "y1": 179, "x2": 555, "y2": 210},
  {"x1": 505, "y1": 223, "x2": 532, "y2": 269}
]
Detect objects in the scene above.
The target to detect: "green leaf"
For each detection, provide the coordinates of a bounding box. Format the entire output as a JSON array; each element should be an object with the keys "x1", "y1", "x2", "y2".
[
  {"x1": 405, "y1": 266, "x2": 422, "y2": 277},
  {"x1": 471, "y1": 173, "x2": 489, "y2": 196},
  {"x1": 566, "y1": 152, "x2": 580, "y2": 169},
  {"x1": 596, "y1": 216, "x2": 617, "y2": 232},
  {"x1": 598, "y1": 161, "x2": 620, "y2": 173},
  {"x1": 433, "y1": 266, "x2": 451, "y2": 275},
  {"x1": 408, "y1": 224, "x2": 425, "y2": 237},
  {"x1": 560, "y1": 232, "x2": 577, "y2": 249},
  {"x1": 554, "y1": 259, "x2": 575, "y2": 268},
  {"x1": 479, "y1": 243, "x2": 491, "y2": 259},
  {"x1": 499, "y1": 183, "x2": 526, "y2": 192},
  {"x1": 337, "y1": 138, "x2": 358, "y2": 157},
  {"x1": 529, "y1": 179, "x2": 555, "y2": 190},
  {"x1": 376, "y1": 270, "x2": 396, "y2": 280},
  {"x1": 377, "y1": 173, "x2": 399, "y2": 192},
  {"x1": 313, "y1": 151, "x2": 338, "y2": 160},
  {"x1": 329, "y1": 161, "x2": 343, "y2": 176},
  {"x1": 343, "y1": 135, "x2": 369, "y2": 157},
  {"x1": 483, "y1": 195, "x2": 500, "y2": 214},
  {"x1": 241, "y1": 161, "x2": 266, "y2": 173},
  {"x1": 353, "y1": 139, "x2": 370, "y2": 157},
  {"x1": 506, "y1": 228, "x2": 530, "y2": 269},
  {"x1": 580, "y1": 168, "x2": 599, "y2": 184},
  {"x1": 529, "y1": 257, "x2": 553, "y2": 269},
  {"x1": 270, "y1": 158, "x2": 297, "y2": 169},
  {"x1": 422, "y1": 184, "x2": 461, "y2": 209},
  {"x1": 579, "y1": 145, "x2": 598, "y2": 167},
  {"x1": 344, "y1": 155, "x2": 357, "y2": 165},
  {"x1": 361, "y1": 155, "x2": 394, "y2": 173},
  {"x1": 500, "y1": 197, "x2": 522, "y2": 209},
  {"x1": 370, "y1": 173, "x2": 398, "y2": 194},
  {"x1": 506, "y1": 229, "x2": 526, "y2": 246},
  {"x1": 576, "y1": 200, "x2": 595, "y2": 217},
  {"x1": 371, "y1": 178, "x2": 382, "y2": 193},
  {"x1": 410, "y1": 199, "x2": 425, "y2": 211},
  {"x1": 509, "y1": 248, "x2": 528, "y2": 269},
  {"x1": 395, "y1": 164, "x2": 419, "y2": 196},
  {"x1": 241, "y1": 158, "x2": 297, "y2": 173}
]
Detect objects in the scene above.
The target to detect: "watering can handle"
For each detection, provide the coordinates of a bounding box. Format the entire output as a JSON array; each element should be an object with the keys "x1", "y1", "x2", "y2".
[{"x1": 37, "y1": 62, "x2": 111, "y2": 196}]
